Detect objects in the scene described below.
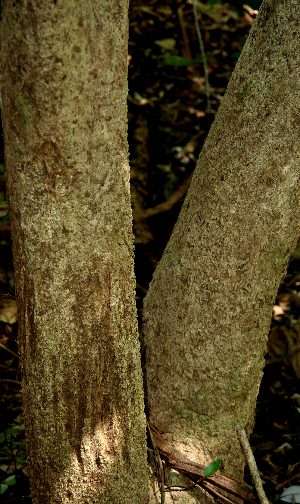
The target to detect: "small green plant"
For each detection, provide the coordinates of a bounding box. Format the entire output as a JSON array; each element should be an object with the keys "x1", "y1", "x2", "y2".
[
  {"x1": 0, "y1": 424, "x2": 27, "y2": 464},
  {"x1": 0, "y1": 425, "x2": 27, "y2": 495},
  {"x1": 204, "y1": 458, "x2": 221, "y2": 477},
  {"x1": 0, "y1": 474, "x2": 17, "y2": 495}
]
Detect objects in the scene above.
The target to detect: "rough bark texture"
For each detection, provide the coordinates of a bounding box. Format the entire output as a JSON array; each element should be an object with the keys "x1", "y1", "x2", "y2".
[
  {"x1": 1, "y1": 1, "x2": 148, "y2": 502},
  {"x1": 144, "y1": 1, "x2": 300, "y2": 501}
]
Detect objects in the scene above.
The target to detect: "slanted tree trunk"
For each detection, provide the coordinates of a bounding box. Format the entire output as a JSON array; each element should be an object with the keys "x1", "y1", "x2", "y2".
[
  {"x1": 144, "y1": 1, "x2": 300, "y2": 501},
  {"x1": 1, "y1": 1, "x2": 148, "y2": 503}
]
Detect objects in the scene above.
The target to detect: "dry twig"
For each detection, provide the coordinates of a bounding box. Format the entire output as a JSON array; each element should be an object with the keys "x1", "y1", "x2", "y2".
[
  {"x1": 237, "y1": 428, "x2": 269, "y2": 504},
  {"x1": 0, "y1": 342, "x2": 19, "y2": 359},
  {"x1": 0, "y1": 293, "x2": 15, "y2": 300},
  {"x1": 0, "y1": 378, "x2": 22, "y2": 387},
  {"x1": 136, "y1": 172, "x2": 193, "y2": 221},
  {"x1": 192, "y1": 0, "x2": 211, "y2": 111},
  {"x1": 177, "y1": 5, "x2": 192, "y2": 61}
]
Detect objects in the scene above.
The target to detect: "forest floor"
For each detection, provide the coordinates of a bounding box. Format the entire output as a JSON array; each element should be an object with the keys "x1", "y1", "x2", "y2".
[{"x1": 0, "y1": 0, "x2": 299, "y2": 502}]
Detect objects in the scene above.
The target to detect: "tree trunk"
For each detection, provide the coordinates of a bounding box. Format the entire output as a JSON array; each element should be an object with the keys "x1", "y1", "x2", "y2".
[
  {"x1": 144, "y1": 0, "x2": 300, "y2": 501},
  {"x1": 1, "y1": 1, "x2": 148, "y2": 503}
]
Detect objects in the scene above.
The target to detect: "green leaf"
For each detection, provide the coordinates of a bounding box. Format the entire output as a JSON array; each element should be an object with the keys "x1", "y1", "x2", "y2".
[
  {"x1": 204, "y1": 458, "x2": 221, "y2": 477},
  {"x1": 0, "y1": 425, "x2": 25, "y2": 445},
  {"x1": 0, "y1": 164, "x2": 5, "y2": 173},
  {"x1": 16, "y1": 439, "x2": 26, "y2": 455},
  {"x1": 160, "y1": 55, "x2": 193, "y2": 67},
  {"x1": 3, "y1": 474, "x2": 16, "y2": 486},
  {"x1": 0, "y1": 483, "x2": 8, "y2": 494},
  {"x1": 15, "y1": 453, "x2": 27, "y2": 464},
  {"x1": 0, "y1": 445, "x2": 11, "y2": 455},
  {"x1": 0, "y1": 200, "x2": 7, "y2": 205},
  {"x1": 158, "y1": 54, "x2": 212, "y2": 68},
  {"x1": 0, "y1": 212, "x2": 9, "y2": 225},
  {"x1": 154, "y1": 38, "x2": 177, "y2": 52}
]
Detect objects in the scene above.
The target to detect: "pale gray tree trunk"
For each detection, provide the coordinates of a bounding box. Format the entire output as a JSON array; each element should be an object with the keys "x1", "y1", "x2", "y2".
[
  {"x1": 1, "y1": 1, "x2": 148, "y2": 503},
  {"x1": 144, "y1": 1, "x2": 300, "y2": 501}
]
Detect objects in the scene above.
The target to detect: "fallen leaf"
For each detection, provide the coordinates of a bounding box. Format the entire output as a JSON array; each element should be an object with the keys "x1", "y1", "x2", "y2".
[{"x1": 0, "y1": 299, "x2": 17, "y2": 324}]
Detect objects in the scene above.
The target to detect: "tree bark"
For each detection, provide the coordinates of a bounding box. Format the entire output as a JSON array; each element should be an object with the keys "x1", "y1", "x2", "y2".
[
  {"x1": 144, "y1": 0, "x2": 300, "y2": 500},
  {"x1": 1, "y1": 1, "x2": 148, "y2": 502}
]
